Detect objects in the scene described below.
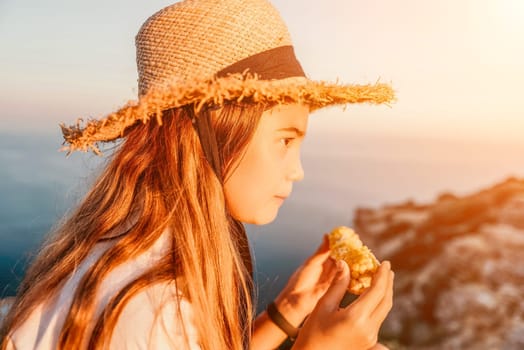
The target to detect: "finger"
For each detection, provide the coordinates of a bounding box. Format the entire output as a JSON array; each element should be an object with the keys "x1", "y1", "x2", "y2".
[
  {"x1": 316, "y1": 260, "x2": 350, "y2": 313},
  {"x1": 371, "y1": 269, "x2": 394, "y2": 325},
  {"x1": 315, "y1": 234, "x2": 330, "y2": 254},
  {"x1": 318, "y1": 258, "x2": 338, "y2": 284},
  {"x1": 352, "y1": 261, "x2": 391, "y2": 313}
]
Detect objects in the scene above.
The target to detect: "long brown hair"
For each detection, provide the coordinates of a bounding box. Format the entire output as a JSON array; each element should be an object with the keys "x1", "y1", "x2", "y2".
[{"x1": 1, "y1": 103, "x2": 265, "y2": 349}]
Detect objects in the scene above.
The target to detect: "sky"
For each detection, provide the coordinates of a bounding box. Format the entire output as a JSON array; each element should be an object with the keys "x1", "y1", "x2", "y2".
[{"x1": 1, "y1": 0, "x2": 523, "y2": 144}]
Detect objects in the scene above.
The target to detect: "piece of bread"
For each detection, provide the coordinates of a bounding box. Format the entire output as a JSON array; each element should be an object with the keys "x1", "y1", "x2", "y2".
[{"x1": 328, "y1": 226, "x2": 380, "y2": 295}]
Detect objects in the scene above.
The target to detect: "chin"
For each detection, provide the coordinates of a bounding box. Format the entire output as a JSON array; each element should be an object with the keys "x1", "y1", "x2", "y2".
[{"x1": 241, "y1": 209, "x2": 279, "y2": 226}]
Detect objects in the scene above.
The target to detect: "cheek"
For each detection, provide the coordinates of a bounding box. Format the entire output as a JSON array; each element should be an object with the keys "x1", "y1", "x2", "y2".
[
  {"x1": 224, "y1": 176, "x2": 252, "y2": 217},
  {"x1": 224, "y1": 180, "x2": 282, "y2": 224},
  {"x1": 223, "y1": 144, "x2": 283, "y2": 223},
  {"x1": 225, "y1": 162, "x2": 267, "y2": 218}
]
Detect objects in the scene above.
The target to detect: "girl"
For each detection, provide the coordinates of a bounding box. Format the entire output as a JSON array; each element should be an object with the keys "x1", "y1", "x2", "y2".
[{"x1": 0, "y1": 0, "x2": 395, "y2": 349}]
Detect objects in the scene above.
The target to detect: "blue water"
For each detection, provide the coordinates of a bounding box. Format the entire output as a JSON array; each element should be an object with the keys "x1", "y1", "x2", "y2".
[{"x1": 2, "y1": 128, "x2": 524, "y2": 310}]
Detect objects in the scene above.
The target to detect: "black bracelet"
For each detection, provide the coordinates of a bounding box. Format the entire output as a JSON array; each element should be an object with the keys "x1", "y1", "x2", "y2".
[{"x1": 266, "y1": 301, "x2": 300, "y2": 340}]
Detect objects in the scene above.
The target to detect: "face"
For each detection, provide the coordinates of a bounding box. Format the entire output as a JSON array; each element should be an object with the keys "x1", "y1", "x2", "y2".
[{"x1": 224, "y1": 104, "x2": 309, "y2": 225}]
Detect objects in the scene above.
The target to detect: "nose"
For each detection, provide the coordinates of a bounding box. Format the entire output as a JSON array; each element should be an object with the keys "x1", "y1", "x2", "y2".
[{"x1": 288, "y1": 155, "x2": 304, "y2": 182}]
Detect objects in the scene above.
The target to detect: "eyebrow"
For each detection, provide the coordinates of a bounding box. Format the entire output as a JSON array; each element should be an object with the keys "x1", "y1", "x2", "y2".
[{"x1": 277, "y1": 127, "x2": 306, "y2": 137}]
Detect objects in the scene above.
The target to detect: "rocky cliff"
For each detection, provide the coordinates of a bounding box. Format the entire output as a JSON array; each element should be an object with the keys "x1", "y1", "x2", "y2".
[{"x1": 355, "y1": 177, "x2": 524, "y2": 349}]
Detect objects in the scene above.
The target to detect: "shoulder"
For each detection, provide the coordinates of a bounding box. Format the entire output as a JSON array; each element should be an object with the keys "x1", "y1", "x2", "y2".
[{"x1": 109, "y1": 281, "x2": 201, "y2": 350}]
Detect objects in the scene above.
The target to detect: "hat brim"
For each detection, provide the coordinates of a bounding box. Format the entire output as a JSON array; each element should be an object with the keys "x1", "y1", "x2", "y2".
[{"x1": 60, "y1": 73, "x2": 395, "y2": 154}]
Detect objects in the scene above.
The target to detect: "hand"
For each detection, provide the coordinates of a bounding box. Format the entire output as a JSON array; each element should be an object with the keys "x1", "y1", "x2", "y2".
[
  {"x1": 274, "y1": 235, "x2": 338, "y2": 327},
  {"x1": 291, "y1": 260, "x2": 394, "y2": 350}
]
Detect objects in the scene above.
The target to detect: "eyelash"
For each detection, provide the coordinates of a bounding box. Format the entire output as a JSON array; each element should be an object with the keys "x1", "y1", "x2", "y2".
[{"x1": 280, "y1": 138, "x2": 294, "y2": 147}]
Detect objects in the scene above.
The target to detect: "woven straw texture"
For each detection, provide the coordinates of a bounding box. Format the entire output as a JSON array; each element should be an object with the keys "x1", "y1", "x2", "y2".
[
  {"x1": 60, "y1": 0, "x2": 396, "y2": 154},
  {"x1": 137, "y1": 0, "x2": 292, "y2": 96}
]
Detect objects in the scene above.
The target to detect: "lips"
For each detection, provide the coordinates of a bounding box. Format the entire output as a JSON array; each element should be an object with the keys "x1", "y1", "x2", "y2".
[
  {"x1": 275, "y1": 189, "x2": 291, "y2": 200},
  {"x1": 275, "y1": 193, "x2": 290, "y2": 200}
]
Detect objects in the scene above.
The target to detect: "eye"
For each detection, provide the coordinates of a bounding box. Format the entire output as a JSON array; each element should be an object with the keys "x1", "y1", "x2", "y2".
[{"x1": 280, "y1": 138, "x2": 294, "y2": 147}]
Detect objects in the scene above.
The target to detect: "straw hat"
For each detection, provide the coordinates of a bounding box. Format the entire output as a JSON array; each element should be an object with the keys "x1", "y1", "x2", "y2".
[{"x1": 60, "y1": 0, "x2": 395, "y2": 154}]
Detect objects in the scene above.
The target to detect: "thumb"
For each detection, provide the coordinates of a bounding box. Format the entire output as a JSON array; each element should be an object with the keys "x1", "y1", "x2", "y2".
[{"x1": 316, "y1": 260, "x2": 350, "y2": 312}]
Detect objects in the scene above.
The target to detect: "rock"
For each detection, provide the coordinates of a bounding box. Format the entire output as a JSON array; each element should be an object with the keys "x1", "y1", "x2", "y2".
[
  {"x1": 502, "y1": 322, "x2": 524, "y2": 350},
  {"x1": 354, "y1": 176, "x2": 524, "y2": 349}
]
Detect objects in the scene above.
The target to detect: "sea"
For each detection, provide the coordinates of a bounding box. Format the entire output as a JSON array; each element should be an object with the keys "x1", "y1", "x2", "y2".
[{"x1": 2, "y1": 128, "x2": 524, "y2": 312}]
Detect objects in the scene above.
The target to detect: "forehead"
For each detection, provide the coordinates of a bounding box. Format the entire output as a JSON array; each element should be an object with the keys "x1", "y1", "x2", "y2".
[{"x1": 261, "y1": 104, "x2": 309, "y2": 131}]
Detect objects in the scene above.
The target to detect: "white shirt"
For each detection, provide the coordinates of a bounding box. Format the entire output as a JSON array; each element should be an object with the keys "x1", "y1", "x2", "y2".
[{"x1": 6, "y1": 228, "x2": 201, "y2": 349}]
